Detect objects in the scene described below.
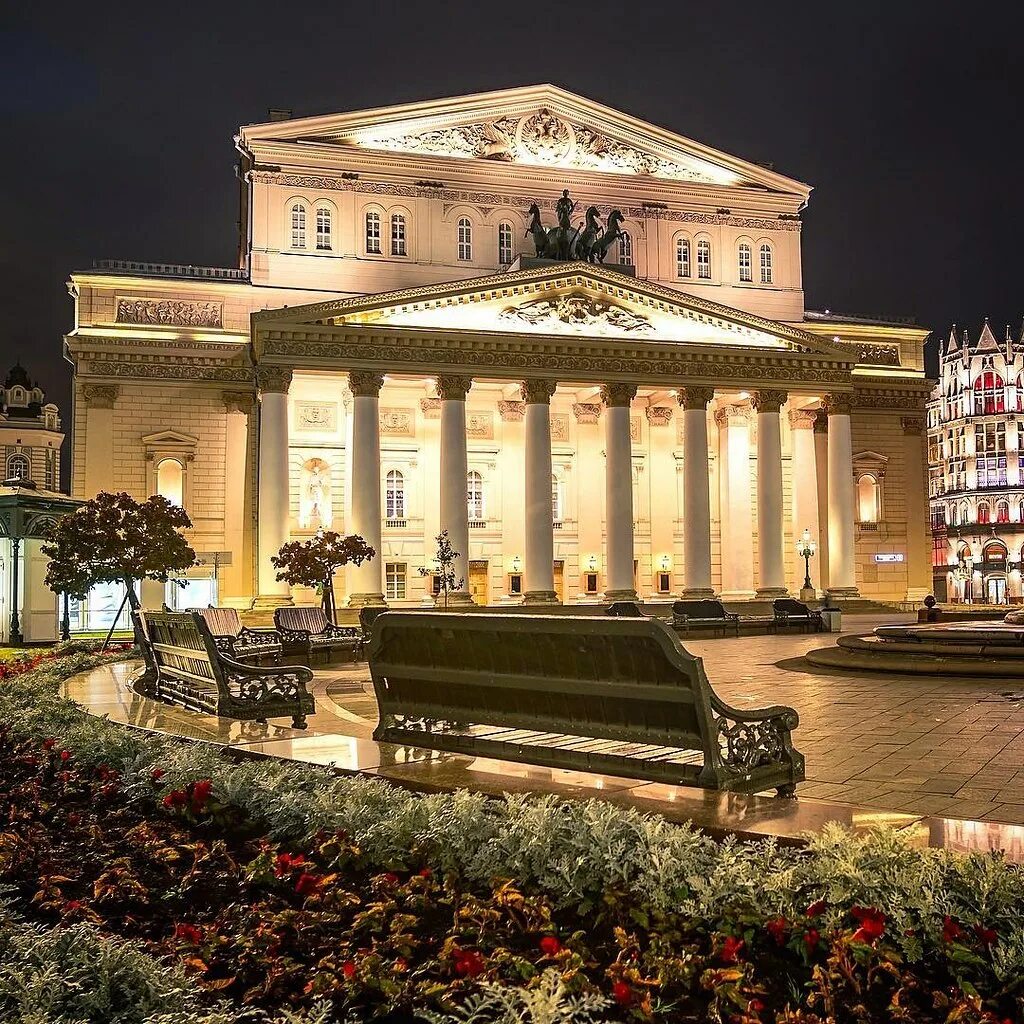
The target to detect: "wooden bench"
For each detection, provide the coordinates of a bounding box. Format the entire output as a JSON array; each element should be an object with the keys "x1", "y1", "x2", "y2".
[
  {"x1": 197, "y1": 607, "x2": 283, "y2": 663},
  {"x1": 369, "y1": 612, "x2": 804, "y2": 796},
  {"x1": 273, "y1": 606, "x2": 361, "y2": 664},
  {"x1": 138, "y1": 611, "x2": 314, "y2": 728},
  {"x1": 671, "y1": 599, "x2": 740, "y2": 636},
  {"x1": 772, "y1": 598, "x2": 825, "y2": 633}
]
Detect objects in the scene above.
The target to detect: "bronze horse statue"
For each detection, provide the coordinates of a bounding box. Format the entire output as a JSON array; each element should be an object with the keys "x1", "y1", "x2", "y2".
[
  {"x1": 574, "y1": 206, "x2": 603, "y2": 262},
  {"x1": 590, "y1": 210, "x2": 627, "y2": 264},
  {"x1": 526, "y1": 202, "x2": 580, "y2": 260}
]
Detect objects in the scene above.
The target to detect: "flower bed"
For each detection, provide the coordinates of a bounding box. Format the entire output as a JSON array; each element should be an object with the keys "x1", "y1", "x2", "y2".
[{"x1": 0, "y1": 650, "x2": 1022, "y2": 1022}]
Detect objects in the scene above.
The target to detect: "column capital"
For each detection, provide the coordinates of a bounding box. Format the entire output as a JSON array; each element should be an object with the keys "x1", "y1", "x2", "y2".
[
  {"x1": 714, "y1": 404, "x2": 752, "y2": 428},
  {"x1": 823, "y1": 392, "x2": 852, "y2": 417},
  {"x1": 645, "y1": 406, "x2": 674, "y2": 427},
  {"x1": 83, "y1": 384, "x2": 119, "y2": 408},
  {"x1": 348, "y1": 371, "x2": 385, "y2": 397},
  {"x1": 498, "y1": 400, "x2": 525, "y2": 422},
  {"x1": 675, "y1": 385, "x2": 715, "y2": 410},
  {"x1": 572, "y1": 402, "x2": 602, "y2": 424},
  {"x1": 788, "y1": 408, "x2": 818, "y2": 429},
  {"x1": 813, "y1": 408, "x2": 829, "y2": 433},
  {"x1": 519, "y1": 379, "x2": 558, "y2": 405},
  {"x1": 419, "y1": 397, "x2": 441, "y2": 419},
  {"x1": 901, "y1": 415, "x2": 926, "y2": 435},
  {"x1": 752, "y1": 388, "x2": 788, "y2": 413},
  {"x1": 223, "y1": 390, "x2": 255, "y2": 415},
  {"x1": 599, "y1": 382, "x2": 638, "y2": 408},
  {"x1": 256, "y1": 365, "x2": 293, "y2": 394},
  {"x1": 436, "y1": 374, "x2": 473, "y2": 401}
]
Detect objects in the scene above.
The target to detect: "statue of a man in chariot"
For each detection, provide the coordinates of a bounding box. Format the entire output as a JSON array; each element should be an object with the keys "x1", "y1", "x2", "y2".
[{"x1": 525, "y1": 188, "x2": 629, "y2": 264}]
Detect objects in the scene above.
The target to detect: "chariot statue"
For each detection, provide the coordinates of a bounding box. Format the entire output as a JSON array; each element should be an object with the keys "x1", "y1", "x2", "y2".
[{"x1": 525, "y1": 189, "x2": 629, "y2": 264}]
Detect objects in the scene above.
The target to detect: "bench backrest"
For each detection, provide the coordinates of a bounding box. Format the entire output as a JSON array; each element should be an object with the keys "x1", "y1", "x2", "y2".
[
  {"x1": 275, "y1": 606, "x2": 330, "y2": 634},
  {"x1": 141, "y1": 611, "x2": 227, "y2": 694},
  {"x1": 673, "y1": 599, "x2": 727, "y2": 618},
  {"x1": 369, "y1": 612, "x2": 719, "y2": 753},
  {"x1": 773, "y1": 598, "x2": 811, "y2": 616},
  {"x1": 198, "y1": 606, "x2": 243, "y2": 637}
]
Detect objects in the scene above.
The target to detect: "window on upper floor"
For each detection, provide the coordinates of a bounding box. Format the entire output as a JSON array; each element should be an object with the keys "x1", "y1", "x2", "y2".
[
  {"x1": 738, "y1": 243, "x2": 752, "y2": 282},
  {"x1": 978, "y1": 501, "x2": 991, "y2": 525},
  {"x1": 697, "y1": 239, "x2": 711, "y2": 279},
  {"x1": 386, "y1": 469, "x2": 405, "y2": 520},
  {"x1": 315, "y1": 207, "x2": 332, "y2": 251},
  {"x1": 6, "y1": 453, "x2": 29, "y2": 481},
  {"x1": 156, "y1": 458, "x2": 184, "y2": 508},
  {"x1": 467, "y1": 470, "x2": 484, "y2": 520},
  {"x1": 551, "y1": 475, "x2": 562, "y2": 523},
  {"x1": 365, "y1": 212, "x2": 382, "y2": 254},
  {"x1": 997, "y1": 500, "x2": 1010, "y2": 523},
  {"x1": 498, "y1": 221, "x2": 514, "y2": 265},
  {"x1": 457, "y1": 218, "x2": 472, "y2": 261},
  {"x1": 618, "y1": 233, "x2": 633, "y2": 267},
  {"x1": 391, "y1": 213, "x2": 407, "y2": 256},
  {"x1": 290, "y1": 203, "x2": 306, "y2": 248},
  {"x1": 760, "y1": 243, "x2": 773, "y2": 284},
  {"x1": 951, "y1": 504, "x2": 960, "y2": 526},
  {"x1": 675, "y1": 237, "x2": 690, "y2": 278},
  {"x1": 975, "y1": 422, "x2": 1007, "y2": 486},
  {"x1": 973, "y1": 370, "x2": 1005, "y2": 414}
]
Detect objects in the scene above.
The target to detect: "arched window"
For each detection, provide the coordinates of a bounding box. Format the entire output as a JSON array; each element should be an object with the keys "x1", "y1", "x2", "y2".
[
  {"x1": 315, "y1": 207, "x2": 332, "y2": 251},
  {"x1": 973, "y1": 370, "x2": 1005, "y2": 414},
  {"x1": 738, "y1": 243, "x2": 752, "y2": 282},
  {"x1": 551, "y1": 474, "x2": 562, "y2": 523},
  {"x1": 5, "y1": 453, "x2": 29, "y2": 481},
  {"x1": 290, "y1": 203, "x2": 306, "y2": 248},
  {"x1": 675, "y1": 237, "x2": 690, "y2": 278},
  {"x1": 156, "y1": 458, "x2": 184, "y2": 508},
  {"x1": 386, "y1": 470, "x2": 405, "y2": 519},
  {"x1": 457, "y1": 218, "x2": 472, "y2": 261},
  {"x1": 696, "y1": 239, "x2": 711, "y2": 279},
  {"x1": 997, "y1": 500, "x2": 1010, "y2": 523},
  {"x1": 857, "y1": 473, "x2": 880, "y2": 522},
  {"x1": 390, "y1": 213, "x2": 407, "y2": 256},
  {"x1": 983, "y1": 540, "x2": 1007, "y2": 563},
  {"x1": 1019, "y1": 500, "x2": 1024, "y2": 523},
  {"x1": 365, "y1": 212, "x2": 382, "y2": 254},
  {"x1": 978, "y1": 501, "x2": 991, "y2": 525},
  {"x1": 467, "y1": 470, "x2": 484, "y2": 520},
  {"x1": 951, "y1": 504, "x2": 959, "y2": 526},
  {"x1": 759, "y1": 243, "x2": 773, "y2": 284},
  {"x1": 498, "y1": 221, "x2": 514, "y2": 265},
  {"x1": 618, "y1": 234, "x2": 633, "y2": 267}
]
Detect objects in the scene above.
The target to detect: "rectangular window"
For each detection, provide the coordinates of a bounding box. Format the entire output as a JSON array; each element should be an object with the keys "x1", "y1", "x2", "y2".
[
  {"x1": 385, "y1": 562, "x2": 407, "y2": 601},
  {"x1": 584, "y1": 572, "x2": 599, "y2": 595},
  {"x1": 366, "y1": 213, "x2": 381, "y2": 254},
  {"x1": 290, "y1": 205, "x2": 306, "y2": 248},
  {"x1": 697, "y1": 241, "x2": 711, "y2": 279},
  {"x1": 760, "y1": 245, "x2": 773, "y2": 284},
  {"x1": 315, "y1": 208, "x2": 332, "y2": 250},
  {"x1": 391, "y1": 215, "x2": 407, "y2": 256},
  {"x1": 657, "y1": 571, "x2": 671, "y2": 594},
  {"x1": 508, "y1": 573, "x2": 522, "y2": 596},
  {"x1": 498, "y1": 222, "x2": 514, "y2": 265}
]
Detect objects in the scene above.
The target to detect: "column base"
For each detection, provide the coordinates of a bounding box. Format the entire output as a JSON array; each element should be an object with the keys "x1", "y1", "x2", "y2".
[
  {"x1": 799, "y1": 586, "x2": 817, "y2": 603},
  {"x1": 678, "y1": 587, "x2": 716, "y2": 600},
  {"x1": 347, "y1": 592, "x2": 387, "y2": 609},
  {"x1": 252, "y1": 593, "x2": 294, "y2": 610},
  {"x1": 825, "y1": 586, "x2": 860, "y2": 601},
  {"x1": 523, "y1": 590, "x2": 560, "y2": 605},
  {"x1": 755, "y1": 587, "x2": 790, "y2": 600},
  {"x1": 604, "y1": 589, "x2": 639, "y2": 602},
  {"x1": 437, "y1": 591, "x2": 475, "y2": 608},
  {"x1": 719, "y1": 589, "x2": 756, "y2": 602}
]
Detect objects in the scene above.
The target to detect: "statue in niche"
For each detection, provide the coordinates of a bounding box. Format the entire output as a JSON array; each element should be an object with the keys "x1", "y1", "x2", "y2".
[{"x1": 301, "y1": 458, "x2": 332, "y2": 530}]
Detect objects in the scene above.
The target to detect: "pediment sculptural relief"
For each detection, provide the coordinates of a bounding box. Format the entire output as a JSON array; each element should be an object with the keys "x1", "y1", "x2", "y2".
[{"x1": 499, "y1": 292, "x2": 654, "y2": 335}]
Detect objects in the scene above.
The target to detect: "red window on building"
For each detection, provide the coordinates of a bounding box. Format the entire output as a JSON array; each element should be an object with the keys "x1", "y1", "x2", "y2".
[{"x1": 974, "y1": 371, "x2": 1005, "y2": 414}]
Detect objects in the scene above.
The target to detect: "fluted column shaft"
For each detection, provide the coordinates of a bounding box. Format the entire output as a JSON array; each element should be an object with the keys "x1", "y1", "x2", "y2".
[
  {"x1": 256, "y1": 367, "x2": 292, "y2": 607},
  {"x1": 754, "y1": 389, "x2": 788, "y2": 598},
  {"x1": 789, "y1": 409, "x2": 820, "y2": 594},
  {"x1": 813, "y1": 411, "x2": 831, "y2": 592},
  {"x1": 522, "y1": 379, "x2": 559, "y2": 603},
  {"x1": 602, "y1": 383, "x2": 638, "y2": 600},
  {"x1": 902, "y1": 415, "x2": 932, "y2": 601},
  {"x1": 438, "y1": 375, "x2": 473, "y2": 605},
  {"x1": 678, "y1": 386, "x2": 715, "y2": 597},
  {"x1": 825, "y1": 394, "x2": 859, "y2": 597},
  {"x1": 716, "y1": 405, "x2": 754, "y2": 598},
  {"x1": 348, "y1": 371, "x2": 386, "y2": 607}
]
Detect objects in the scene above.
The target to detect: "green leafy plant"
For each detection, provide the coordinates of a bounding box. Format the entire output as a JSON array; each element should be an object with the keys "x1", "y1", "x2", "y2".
[
  {"x1": 270, "y1": 530, "x2": 375, "y2": 623},
  {"x1": 420, "y1": 530, "x2": 465, "y2": 609}
]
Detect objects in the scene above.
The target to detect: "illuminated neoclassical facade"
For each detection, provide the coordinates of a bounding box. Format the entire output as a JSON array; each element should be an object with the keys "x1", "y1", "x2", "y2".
[{"x1": 65, "y1": 86, "x2": 932, "y2": 609}]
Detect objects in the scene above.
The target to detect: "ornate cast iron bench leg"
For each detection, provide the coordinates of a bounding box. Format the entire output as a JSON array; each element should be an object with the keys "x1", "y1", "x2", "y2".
[{"x1": 776, "y1": 782, "x2": 797, "y2": 798}]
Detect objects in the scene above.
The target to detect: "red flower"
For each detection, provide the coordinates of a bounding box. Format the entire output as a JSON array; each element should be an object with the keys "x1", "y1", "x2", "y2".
[
  {"x1": 765, "y1": 917, "x2": 788, "y2": 945},
  {"x1": 42, "y1": 738, "x2": 55, "y2": 751},
  {"x1": 62, "y1": 900, "x2": 84, "y2": 914},
  {"x1": 274, "y1": 852, "x2": 306, "y2": 876},
  {"x1": 453, "y1": 948, "x2": 485, "y2": 977},
  {"x1": 804, "y1": 928, "x2": 821, "y2": 952},
  {"x1": 67, "y1": 812, "x2": 81, "y2": 827},
  {"x1": 850, "y1": 906, "x2": 886, "y2": 943},
  {"x1": 380, "y1": 871, "x2": 400, "y2": 887},
  {"x1": 418, "y1": 867, "x2": 433, "y2": 879},
  {"x1": 942, "y1": 916, "x2": 964, "y2": 943},
  {"x1": 59, "y1": 771, "x2": 72, "y2": 784},
  {"x1": 974, "y1": 923, "x2": 998, "y2": 946},
  {"x1": 150, "y1": 768, "x2": 165, "y2": 782},
  {"x1": 163, "y1": 789, "x2": 188, "y2": 809},
  {"x1": 805, "y1": 899, "x2": 827, "y2": 917},
  {"x1": 101, "y1": 783, "x2": 119, "y2": 799},
  {"x1": 190, "y1": 779, "x2": 213, "y2": 809},
  {"x1": 539, "y1": 935, "x2": 563, "y2": 956},
  {"x1": 612, "y1": 981, "x2": 633, "y2": 1007},
  {"x1": 749, "y1": 999, "x2": 766, "y2": 1014},
  {"x1": 295, "y1": 872, "x2": 320, "y2": 896},
  {"x1": 719, "y1": 935, "x2": 744, "y2": 963},
  {"x1": 59, "y1": 750, "x2": 70, "y2": 762},
  {"x1": 342, "y1": 960, "x2": 357, "y2": 980},
  {"x1": 174, "y1": 923, "x2": 203, "y2": 944},
  {"x1": 393, "y1": 957, "x2": 408, "y2": 973}
]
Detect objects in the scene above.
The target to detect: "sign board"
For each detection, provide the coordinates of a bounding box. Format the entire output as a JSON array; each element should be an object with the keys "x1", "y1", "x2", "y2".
[{"x1": 873, "y1": 553, "x2": 905, "y2": 563}]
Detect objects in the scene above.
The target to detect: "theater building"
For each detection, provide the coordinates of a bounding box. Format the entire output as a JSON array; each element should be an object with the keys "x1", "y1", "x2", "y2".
[{"x1": 64, "y1": 86, "x2": 932, "y2": 610}]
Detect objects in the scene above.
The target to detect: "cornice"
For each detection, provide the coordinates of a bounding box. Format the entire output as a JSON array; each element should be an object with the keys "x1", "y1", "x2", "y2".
[{"x1": 85, "y1": 360, "x2": 254, "y2": 383}]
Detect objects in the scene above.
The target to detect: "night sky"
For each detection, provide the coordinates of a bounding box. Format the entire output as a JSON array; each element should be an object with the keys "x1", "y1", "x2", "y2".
[{"x1": 3, "y1": 2, "x2": 1022, "y2": 438}]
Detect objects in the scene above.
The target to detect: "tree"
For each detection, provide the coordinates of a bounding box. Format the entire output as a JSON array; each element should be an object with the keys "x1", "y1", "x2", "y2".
[
  {"x1": 419, "y1": 530, "x2": 464, "y2": 609},
  {"x1": 271, "y1": 530, "x2": 375, "y2": 622},
  {"x1": 42, "y1": 491, "x2": 196, "y2": 646}
]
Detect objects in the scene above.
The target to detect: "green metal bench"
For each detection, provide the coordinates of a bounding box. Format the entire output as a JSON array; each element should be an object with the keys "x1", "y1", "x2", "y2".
[
  {"x1": 139, "y1": 611, "x2": 315, "y2": 729},
  {"x1": 671, "y1": 599, "x2": 741, "y2": 636},
  {"x1": 274, "y1": 606, "x2": 361, "y2": 664},
  {"x1": 369, "y1": 612, "x2": 804, "y2": 796},
  {"x1": 197, "y1": 606, "x2": 283, "y2": 664}
]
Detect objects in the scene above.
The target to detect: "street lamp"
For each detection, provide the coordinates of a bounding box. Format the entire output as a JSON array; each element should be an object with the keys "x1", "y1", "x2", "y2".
[{"x1": 796, "y1": 527, "x2": 816, "y2": 597}]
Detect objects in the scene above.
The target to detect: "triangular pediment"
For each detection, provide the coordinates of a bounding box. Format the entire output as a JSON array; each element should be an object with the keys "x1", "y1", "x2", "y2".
[
  {"x1": 240, "y1": 85, "x2": 810, "y2": 197},
  {"x1": 255, "y1": 263, "x2": 846, "y2": 358}
]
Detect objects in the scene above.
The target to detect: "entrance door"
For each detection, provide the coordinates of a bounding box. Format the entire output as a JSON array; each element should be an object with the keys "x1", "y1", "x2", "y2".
[
  {"x1": 553, "y1": 560, "x2": 565, "y2": 603},
  {"x1": 987, "y1": 576, "x2": 1007, "y2": 605},
  {"x1": 468, "y1": 560, "x2": 489, "y2": 605}
]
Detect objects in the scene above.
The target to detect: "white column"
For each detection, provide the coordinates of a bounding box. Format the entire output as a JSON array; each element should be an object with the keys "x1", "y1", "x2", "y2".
[
  {"x1": 601, "y1": 383, "x2": 638, "y2": 600},
  {"x1": 677, "y1": 386, "x2": 715, "y2": 597},
  {"x1": 255, "y1": 366, "x2": 292, "y2": 607},
  {"x1": 753, "y1": 389, "x2": 788, "y2": 599},
  {"x1": 825, "y1": 394, "x2": 859, "y2": 598},
  {"x1": 81, "y1": 385, "x2": 118, "y2": 497},
  {"x1": 347, "y1": 371, "x2": 386, "y2": 607},
  {"x1": 499, "y1": 399, "x2": 527, "y2": 601},
  {"x1": 902, "y1": 415, "x2": 932, "y2": 602},
  {"x1": 647, "y1": 406, "x2": 676, "y2": 598},
  {"x1": 716, "y1": 404, "x2": 755, "y2": 599},
  {"x1": 437, "y1": 374, "x2": 473, "y2": 605},
  {"x1": 222, "y1": 392, "x2": 253, "y2": 602},
  {"x1": 573, "y1": 402, "x2": 604, "y2": 600},
  {"x1": 813, "y1": 410, "x2": 831, "y2": 592},
  {"x1": 521, "y1": 379, "x2": 558, "y2": 604},
  {"x1": 789, "y1": 409, "x2": 821, "y2": 594}
]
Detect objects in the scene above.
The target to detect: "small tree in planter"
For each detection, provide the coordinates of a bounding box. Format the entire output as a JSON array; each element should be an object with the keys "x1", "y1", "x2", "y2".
[
  {"x1": 42, "y1": 491, "x2": 196, "y2": 647},
  {"x1": 271, "y1": 530, "x2": 375, "y2": 623},
  {"x1": 419, "y1": 530, "x2": 465, "y2": 609}
]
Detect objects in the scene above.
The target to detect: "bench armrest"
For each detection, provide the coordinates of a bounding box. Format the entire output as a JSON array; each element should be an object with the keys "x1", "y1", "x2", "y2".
[
  {"x1": 237, "y1": 626, "x2": 283, "y2": 647},
  {"x1": 319, "y1": 624, "x2": 359, "y2": 641},
  {"x1": 276, "y1": 625, "x2": 313, "y2": 646},
  {"x1": 709, "y1": 689, "x2": 799, "y2": 727},
  {"x1": 218, "y1": 652, "x2": 314, "y2": 691}
]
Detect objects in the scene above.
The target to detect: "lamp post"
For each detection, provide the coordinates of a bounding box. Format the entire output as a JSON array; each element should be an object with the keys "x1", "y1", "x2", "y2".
[{"x1": 796, "y1": 527, "x2": 816, "y2": 602}]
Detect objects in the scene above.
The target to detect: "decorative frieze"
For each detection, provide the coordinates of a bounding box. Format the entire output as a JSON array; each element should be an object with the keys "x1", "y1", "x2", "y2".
[
  {"x1": 497, "y1": 400, "x2": 524, "y2": 422},
  {"x1": 572, "y1": 402, "x2": 601, "y2": 424},
  {"x1": 116, "y1": 296, "x2": 222, "y2": 328},
  {"x1": 82, "y1": 384, "x2": 119, "y2": 408},
  {"x1": 466, "y1": 411, "x2": 494, "y2": 440},
  {"x1": 87, "y1": 360, "x2": 253, "y2": 383},
  {"x1": 294, "y1": 401, "x2": 338, "y2": 432},
  {"x1": 646, "y1": 406, "x2": 673, "y2": 426},
  {"x1": 256, "y1": 365, "x2": 292, "y2": 394},
  {"x1": 501, "y1": 294, "x2": 653, "y2": 335},
  {"x1": 379, "y1": 408, "x2": 415, "y2": 437}
]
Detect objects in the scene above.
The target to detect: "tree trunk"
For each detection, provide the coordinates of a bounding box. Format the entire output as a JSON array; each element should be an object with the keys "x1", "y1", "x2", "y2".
[{"x1": 103, "y1": 583, "x2": 133, "y2": 651}]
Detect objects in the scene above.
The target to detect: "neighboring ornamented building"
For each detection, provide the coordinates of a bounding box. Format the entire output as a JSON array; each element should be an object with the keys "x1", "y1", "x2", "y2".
[
  {"x1": 928, "y1": 321, "x2": 1024, "y2": 604},
  {"x1": 65, "y1": 86, "x2": 932, "y2": 609}
]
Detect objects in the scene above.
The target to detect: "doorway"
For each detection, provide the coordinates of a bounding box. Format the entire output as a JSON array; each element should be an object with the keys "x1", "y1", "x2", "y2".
[
  {"x1": 986, "y1": 576, "x2": 1007, "y2": 605},
  {"x1": 553, "y1": 560, "x2": 565, "y2": 603},
  {"x1": 468, "y1": 560, "x2": 489, "y2": 605}
]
